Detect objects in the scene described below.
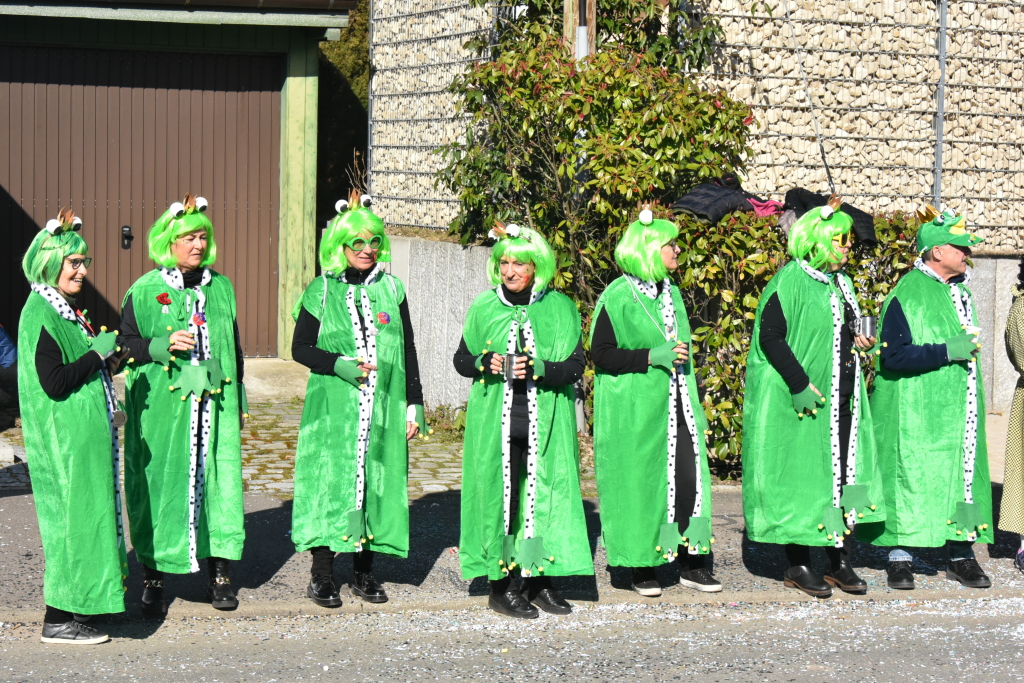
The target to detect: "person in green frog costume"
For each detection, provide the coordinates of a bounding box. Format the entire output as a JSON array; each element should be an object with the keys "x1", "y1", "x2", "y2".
[
  {"x1": 590, "y1": 209, "x2": 720, "y2": 597},
  {"x1": 859, "y1": 206, "x2": 993, "y2": 590},
  {"x1": 19, "y1": 210, "x2": 127, "y2": 644},
  {"x1": 742, "y1": 199, "x2": 884, "y2": 598},
  {"x1": 453, "y1": 223, "x2": 592, "y2": 619},
  {"x1": 290, "y1": 192, "x2": 427, "y2": 607},
  {"x1": 119, "y1": 194, "x2": 246, "y2": 615}
]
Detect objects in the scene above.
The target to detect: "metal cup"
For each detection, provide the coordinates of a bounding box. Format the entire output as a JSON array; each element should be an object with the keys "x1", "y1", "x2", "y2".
[
  {"x1": 504, "y1": 353, "x2": 519, "y2": 382},
  {"x1": 857, "y1": 316, "x2": 877, "y2": 338}
]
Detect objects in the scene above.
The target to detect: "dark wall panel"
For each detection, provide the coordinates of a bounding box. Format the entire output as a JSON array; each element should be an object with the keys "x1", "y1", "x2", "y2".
[{"x1": 0, "y1": 45, "x2": 283, "y2": 356}]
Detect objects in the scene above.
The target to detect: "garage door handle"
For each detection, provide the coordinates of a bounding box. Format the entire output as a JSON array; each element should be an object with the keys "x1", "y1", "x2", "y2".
[{"x1": 121, "y1": 225, "x2": 134, "y2": 250}]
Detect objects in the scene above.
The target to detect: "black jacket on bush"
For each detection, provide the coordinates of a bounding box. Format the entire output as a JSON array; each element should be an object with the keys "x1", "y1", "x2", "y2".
[
  {"x1": 784, "y1": 188, "x2": 876, "y2": 245},
  {"x1": 671, "y1": 183, "x2": 754, "y2": 225}
]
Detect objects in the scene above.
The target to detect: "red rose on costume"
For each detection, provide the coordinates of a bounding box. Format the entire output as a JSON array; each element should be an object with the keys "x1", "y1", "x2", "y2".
[
  {"x1": 377, "y1": 312, "x2": 391, "y2": 325},
  {"x1": 157, "y1": 293, "x2": 172, "y2": 305}
]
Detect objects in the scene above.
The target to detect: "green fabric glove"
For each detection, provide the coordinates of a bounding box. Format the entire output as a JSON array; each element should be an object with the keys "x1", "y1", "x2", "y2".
[
  {"x1": 90, "y1": 330, "x2": 119, "y2": 360},
  {"x1": 149, "y1": 336, "x2": 173, "y2": 365},
  {"x1": 649, "y1": 338, "x2": 682, "y2": 371},
  {"x1": 791, "y1": 386, "x2": 825, "y2": 415},
  {"x1": 528, "y1": 356, "x2": 546, "y2": 380},
  {"x1": 333, "y1": 357, "x2": 366, "y2": 388},
  {"x1": 945, "y1": 331, "x2": 980, "y2": 361},
  {"x1": 238, "y1": 383, "x2": 249, "y2": 416}
]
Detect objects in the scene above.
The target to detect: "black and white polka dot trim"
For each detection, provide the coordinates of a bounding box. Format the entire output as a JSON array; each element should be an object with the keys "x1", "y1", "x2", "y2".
[
  {"x1": 30, "y1": 283, "x2": 77, "y2": 322},
  {"x1": 183, "y1": 283, "x2": 213, "y2": 573},
  {"x1": 159, "y1": 266, "x2": 212, "y2": 292},
  {"x1": 833, "y1": 273, "x2": 865, "y2": 528},
  {"x1": 499, "y1": 322, "x2": 517, "y2": 533},
  {"x1": 496, "y1": 284, "x2": 547, "y2": 307},
  {"x1": 915, "y1": 258, "x2": 979, "y2": 535},
  {"x1": 345, "y1": 281, "x2": 379, "y2": 546},
  {"x1": 521, "y1": 320, "x2": 540, "y2": 539}
]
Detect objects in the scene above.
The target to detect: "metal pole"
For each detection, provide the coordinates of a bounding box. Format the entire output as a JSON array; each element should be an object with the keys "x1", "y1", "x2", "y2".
[
  {"x1": 366, "y1": 0, "x2": 375, "y2": 196},
  {"x1": 932, "y1": 0, "x2": 947, "y2": 207},
  {"x1": 575, "y1": 0, "x2": 589, "y2": 60}
]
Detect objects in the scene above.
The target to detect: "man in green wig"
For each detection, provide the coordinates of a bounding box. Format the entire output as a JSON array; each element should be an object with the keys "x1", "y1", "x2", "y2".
[
  {"x1": 453, "y1": 223, "x2": 592, "y2": 619},
  {"x1": 290, "y1": 191, "x2": 426, "y2": 607},
  {"x1": 19, "y1": 209, "x2": 127, "y2": 644},
  {"x1": 859, "y1": 206, "x2": 992, "y2": 589},
  {"x1": 120, "y1": 194, "x2": 246, "y2": 614},
  {"x1": 743, "y1": 198, "x2": 884, "y2": 598},
  {"x1": 591, "y1": 209, "x2": 719, "y2": 596}
]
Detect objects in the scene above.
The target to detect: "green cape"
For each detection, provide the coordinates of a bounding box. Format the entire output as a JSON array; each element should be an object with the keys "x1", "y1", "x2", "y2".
[
  {"x1": 591, "y1": 276, "x2": 713, "y2": 566},
  {"x1": 459, "y1": 288, "x2": 593, "y2": 580},
  {"x1": 18, "y1": 289, "x2": 127, "y2": 614},
  {"x1": 742, "y1": 261, "x2": 885, "y2": 546},
  {"x1": 123, "y1": 268, "x2": 244, "y2": 573},
  {"x1": 291, "y1": 270, "x2": 410, "y2": 557},
  {"x1": 859, "y1": 265, "x2": 993, "y2": 547}
]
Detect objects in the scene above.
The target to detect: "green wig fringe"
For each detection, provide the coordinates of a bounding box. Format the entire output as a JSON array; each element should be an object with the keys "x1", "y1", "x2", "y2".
[
  {"x1": 487, "y1": 226, "x2": 556, "y2": 292},
  {"x1": 615, "y1": 218, "x2": 680, "y2": 283},
  {"x1": 22, "y1": 229, "x2": 89, "y2": 288},
  {"x1": 320, "y1": 206, "x2": 391, "y2": 274},
  {"x1": 148, "y1": 207, "x2": 217, "y2": 269},
  {"x1": 788, "y1": 206, "x2": 854, "y2": 270}
]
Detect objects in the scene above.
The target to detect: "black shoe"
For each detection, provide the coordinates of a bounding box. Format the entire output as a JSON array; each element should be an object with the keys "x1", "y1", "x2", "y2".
[
  {"x1": 886, "y1": 560, "x2": 915, "y2": 590},
  {"x1": 824, "y1": 561, "x2": 867, "y2": 594},
  {"x1": 351, "y1": 571, "x2": 388, "y2": 604},
  {"x1": 679, "y1": 567, "x2": 723, "y2": 593},
  {"x1": 783, "y1": 565, "x2": 832, "y2": 598},
  {"x1": 41, "y1": 620, "x2": 109, "y2": 645},
  {"x1": 307, "y1": 574, "x2": 342, "y2": 608},
  {"x1": 521, "y1": 582, "x2": 572, "y2": 615},
  {"x1": 630, "y1": 567, "x2": 662, "y2": 597},
  {"x1": 207, "y1": 558, "x2": 239, "y2": 610},
  {"x1": 140, "y1": 578, "x2": 168, "y2": 617},
  {"x1": 947, "y1": 558, "x2": 992, "y2": 588},
  {"x1": 488, "y1": 587, "x2": 539, "y2": 619}
]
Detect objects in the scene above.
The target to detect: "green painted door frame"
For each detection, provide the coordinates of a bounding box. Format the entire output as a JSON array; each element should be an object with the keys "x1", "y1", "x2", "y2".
[{"x1": 0, "y1": 15, "x2": 323, "y2": 358}]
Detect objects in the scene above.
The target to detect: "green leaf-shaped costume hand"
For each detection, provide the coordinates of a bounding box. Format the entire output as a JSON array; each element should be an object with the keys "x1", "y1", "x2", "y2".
[
  {"x1": 948, "y1": 501, "x2": 986, "y2": 536},
  {"x1": 656, "y1": 522, "x2": 681, "y2": 558},
  {"x1": 148, "y1": 336, "x2": 173, "y2": 365},
  {"x1": 681, "y1": 516, "x2": 713, "y2": 555},
  {"x1": 819, "y1": 505, "x2": 846, "y2": 541},
  {"x1": 649, "y1": 338, "x2": 682, "y2": 371},
  {"x1": 515, "y1": 536, "x2": 549, "y2": 575},
  {"x1": 945, "y1": 331, "x2": 981, "y2": 362},
  {"x1": 839, "y1": 484, "x2": 873, "y2": 515},
  {"x1": 89, "y1": 330, "x2": 119, "y2": 360},
  {"x1": 342, "y1": 509, "x2": 367, "y2": 547},
  {"x1": 334, "y1": 357, "x2": 365, "y2": 389},
  {"x1": 177, "y1": 363, "x2": 214, "y2": 399},
  {"x1": 792, "y1": 386, "x2": 825, "y2": 415},
  {"x1": 500, "y1": 534, "x2": 517, "y2": 570}
]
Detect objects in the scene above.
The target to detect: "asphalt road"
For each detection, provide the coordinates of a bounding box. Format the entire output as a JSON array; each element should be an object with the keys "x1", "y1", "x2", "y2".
[{"x1": 3, "y1": 486, "x2": 1024, "y2": 681}]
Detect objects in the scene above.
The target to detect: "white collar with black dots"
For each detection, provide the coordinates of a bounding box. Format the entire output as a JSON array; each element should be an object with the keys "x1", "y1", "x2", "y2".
[
  {"x1": 914, "y1": 257, "x2": 973, "y2": 287},
  {"x1": 30, "y1": 282, "x2": 78, "y2": 322},
  {"x1": 797, "y1": 260, "x2": 832, "y2": 285},
  {"x1": 625, "y1": 275, "x2": 662, "y2": 300},
  {"x1": 496, "y1": 284, "x2": 545, "y2": 307},
  {"x1": 159, "y1": 267, "x2": 212, "y2": 291},
  {"x1": 338, "y1": 263, "x2": 383, "y2": 285}
]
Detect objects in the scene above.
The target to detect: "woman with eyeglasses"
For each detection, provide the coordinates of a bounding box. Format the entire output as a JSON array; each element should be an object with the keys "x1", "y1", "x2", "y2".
[
  {"x1": 590, "y1": 210, "x2": 720, "y2": 597},
  {"x1": 119, "y1": 194, "x2": 247, "y2": 615},
  {"x1": 452, "y1": 223, "x2": 592, "y2": 620},
  {"x1": 19, "y1": 210, "x2": 126, "y2": 644},
  {"x1": 290, "y1": 192, "x2": 425, "y2": 607},
  {"x1": 741, "y1": 199, "x2": 883, "y2": 598}
]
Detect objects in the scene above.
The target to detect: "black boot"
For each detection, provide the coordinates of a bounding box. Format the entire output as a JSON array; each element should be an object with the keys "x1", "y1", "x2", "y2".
[
  {"x1": 824, "y1": 546, "x2": 866, "y2": 594},
  {"x1": 783, "y1": 566, "x2": 832, "y2": 598},
  {"x1": 488, "y1": 575, "x2": 538, "y2": 619},
  {"x1": 350, "y1": 549, "x2": 388, "y2": 603},
  {"x1": 521, "y1": 575, "x2": 572, "y2": 615},
  {"x1": 307, "y1": 574, "x2": 343, "y2": 607},
  {"x1": 947, "y1": 558, "x2": 992, "y2": 588},
  {"x1": 140, "y1": 565, "x2": 167, "y2": 617},
  {"x1": 207, "y1": 558, "x2": 239, "y2": 610}
]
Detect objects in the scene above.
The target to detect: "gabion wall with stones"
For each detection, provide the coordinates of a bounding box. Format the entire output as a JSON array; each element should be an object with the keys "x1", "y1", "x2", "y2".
[
  {"x1": 700, "y1": 0, "x2": 1023, "y2": 252},
  {"x1": 367, "y1": 0, "x2": 490, "y2": 229},
  {"x1": 368, "y1": 0, "x2": 1022, "y2": 251}
]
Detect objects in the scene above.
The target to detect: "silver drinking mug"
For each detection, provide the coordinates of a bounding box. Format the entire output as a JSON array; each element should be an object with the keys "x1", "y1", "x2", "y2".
[
  {"x1": 504, "y1": 353, "x2": 519, "y2": 382},
  {"x1": 858, "y1": 316, "x2": 877, "y2": 338}
]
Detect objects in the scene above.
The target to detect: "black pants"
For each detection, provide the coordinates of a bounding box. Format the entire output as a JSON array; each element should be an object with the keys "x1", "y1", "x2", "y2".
[
  {"x1": 507, "y1": 436, "x2": 529, "y2": 535},
  {"x1": 674, "y1": 418, "x2": 698, "y2": 527},
  {"x1": 786, "y1": 394, "x2": 854, "y2": 570},
  {"x1": 310, "y1": 547, "x2": 373, "y2": 575}
]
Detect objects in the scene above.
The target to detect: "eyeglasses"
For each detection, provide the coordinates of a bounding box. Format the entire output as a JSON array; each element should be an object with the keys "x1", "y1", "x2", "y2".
[
  {"x1": 832, "y1": 232, "x2": 852, "y2": 248},
  {"x1": 64, "y1": 257, "x2": 92, "y2": 270},
  {"x1": 346, "y1": 235, "x2": 383, "y2": 252},
  {"x1": 177, "y1": 233, "x2": 208, "y2": 247}
]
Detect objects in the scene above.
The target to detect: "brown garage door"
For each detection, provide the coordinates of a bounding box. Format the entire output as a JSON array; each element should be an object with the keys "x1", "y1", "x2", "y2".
[{"x1": 0, "y1": 45, "x2": 283, "y2": 356}]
